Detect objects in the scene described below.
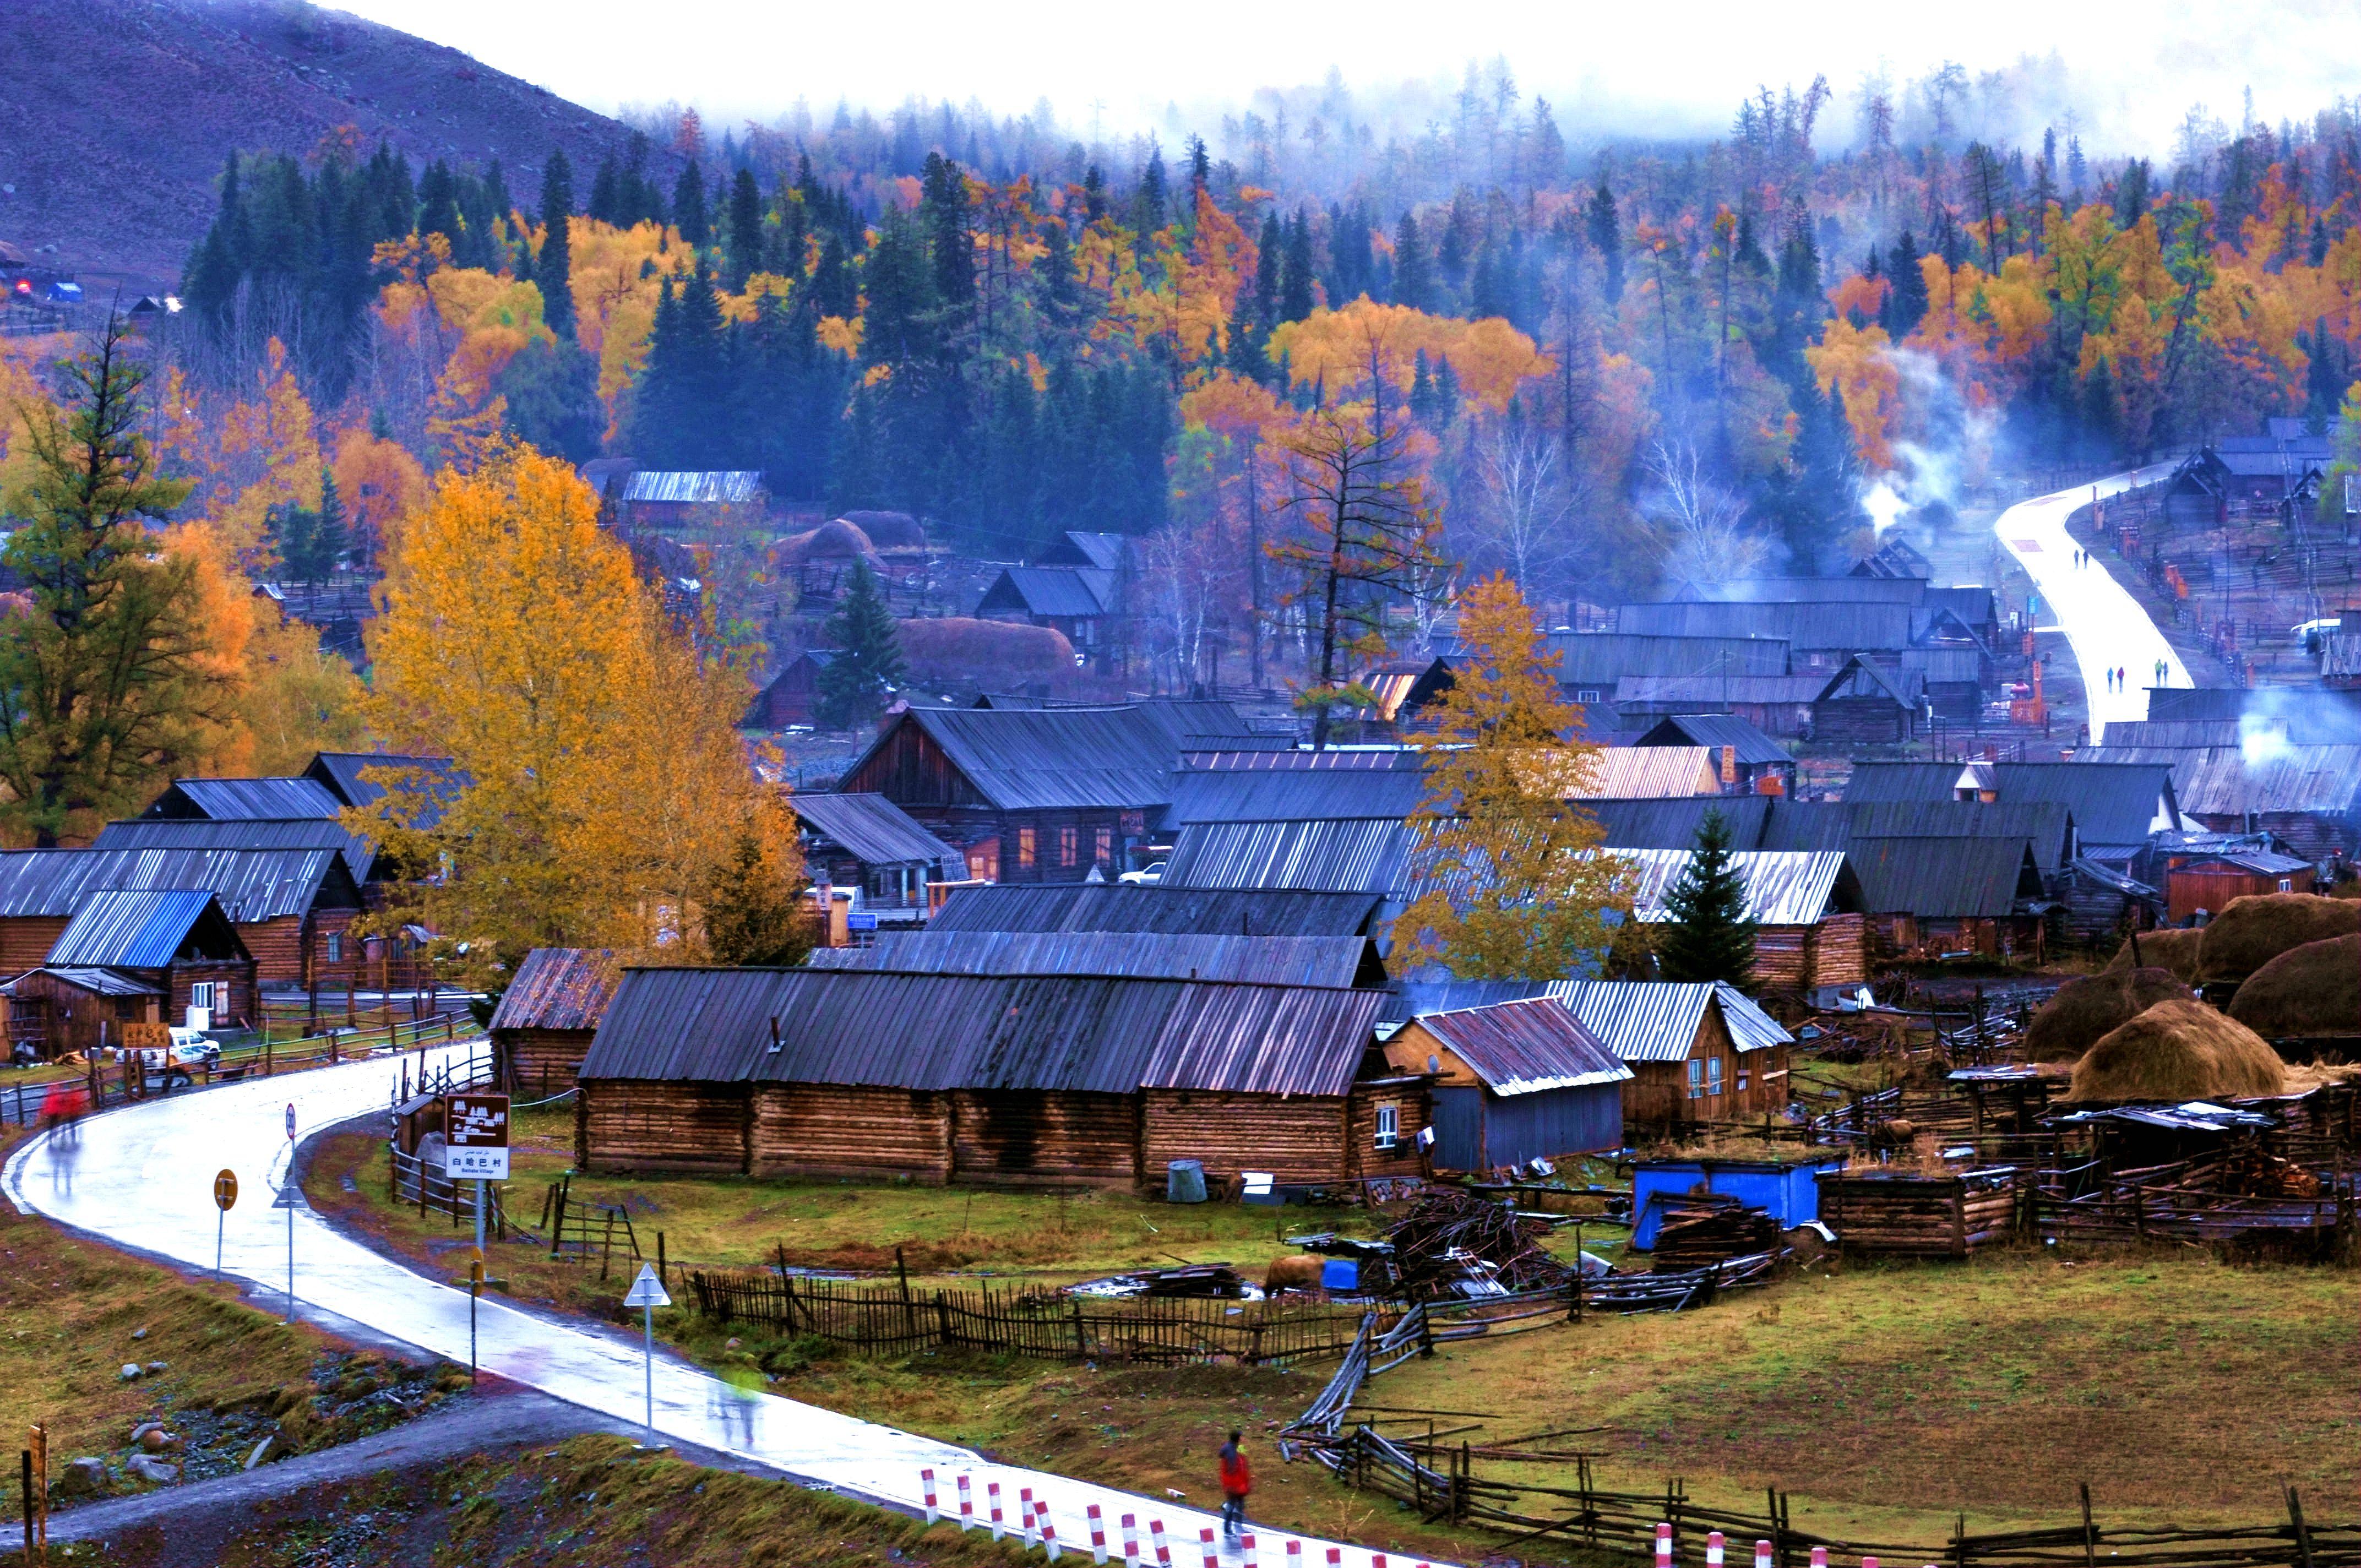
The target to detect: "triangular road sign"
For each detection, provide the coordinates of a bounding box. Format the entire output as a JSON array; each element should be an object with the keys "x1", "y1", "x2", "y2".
[{"x1": 622, "y1": 1261, "x2": 672, "y2": 1309}]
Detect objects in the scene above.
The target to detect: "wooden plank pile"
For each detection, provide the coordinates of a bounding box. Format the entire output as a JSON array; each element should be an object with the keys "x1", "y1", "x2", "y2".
[
  {"x1": 1385, "y1": 1187, "x2": 1570, "y2": 1295},
  {"x1": 1649, "y1": 1194, "x2": 1780, "y2": 1269},
  {"x1": 1816, "y1": 1167, "x2": 2022, "y2": 1257}
]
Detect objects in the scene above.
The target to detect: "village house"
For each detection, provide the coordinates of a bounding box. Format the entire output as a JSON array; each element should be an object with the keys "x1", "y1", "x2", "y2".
[
  {"x1": 741, "y1": 650, "x2": 837, "y2": 729},
  {"x1": 1380, "y1": 998, "x2": 1630, "y2": 1172},
  {"x1": 1612, "y1": 847, "x2": 1869, "y2": 995},
  {"x1": 3, "y1": 890, "x2": 257, "y2": 1056},
  {"x1": 574, "y1": 963, "x2": 1424, "y2": 1190},
  {"x1": 1809, "y1": 655, "x2": 1925, "y2": 743},
  {"x1": 1611, "y1": 674, "x2": 1827, "y2": 737},
  {"x1": 616, "y1": 470, "x2": 764, "y2": 529},
  {"x1": 1629, "y1": 714, "x2": 1797, "y2": 796},
  {"x1": 788, "y1": 792, "x2": 968, "y2": 923},
  {"x1": 488, "y1": 947, "x2": 622, "y2": 1096}
]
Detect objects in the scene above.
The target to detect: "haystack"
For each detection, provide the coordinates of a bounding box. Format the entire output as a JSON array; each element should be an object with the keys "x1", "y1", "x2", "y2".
[
  {"x1": 2063, "y1": 1000, "x2": 2287, "y2": 1102},
  {"x1": 2024, "y1": 968, "x2": 2190, "y2": 1063},
  {"x1": 899, "y1": 617, "x2": 1076, "y2": 687},
  {"x1": 2227, "y1": 933, "x2": 2361, "y2": 1041},
  {"x1": 2195, "y1": 894, "x2": 2361, "y2": 986},
  {"x1": 2102, "y1": 927, "x2": 2203, "y2": 983}
]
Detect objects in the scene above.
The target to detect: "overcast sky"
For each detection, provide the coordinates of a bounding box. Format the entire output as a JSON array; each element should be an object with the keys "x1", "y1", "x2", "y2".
[{"x1": 335, "y1": 0, "x2": 2361, "y2": 157}]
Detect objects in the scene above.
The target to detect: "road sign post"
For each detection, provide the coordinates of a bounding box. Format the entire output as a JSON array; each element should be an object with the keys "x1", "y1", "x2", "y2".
[
  {"x1": 622, "y1": 1262, "x2": 671, "y2": 1435},
  {"x1": 212, "y1": 1169, "x2": 238, "y2": 1280},
  {"x1": 444, "y1": 1092, "x2": 511, "y2": 1257}
]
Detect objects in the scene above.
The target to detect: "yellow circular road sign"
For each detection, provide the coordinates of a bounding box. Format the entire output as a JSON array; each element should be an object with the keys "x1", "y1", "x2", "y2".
[{"x1": 213, "y1": 1169, "x2": 238, "y2": 1212}]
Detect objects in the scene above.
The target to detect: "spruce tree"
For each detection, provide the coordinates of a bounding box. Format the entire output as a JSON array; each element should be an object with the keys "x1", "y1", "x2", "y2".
[
  {"x1": 536, "y1": 150, "x2": 576, "y2": 342},
  {"x1": 727, "y1": 167, "x2": 763, "y2": 287},
  {"x1": 1280, "y1": 209, "x2": 1316, "y2": 323},
  {"x1": 814, "y1": 559, "x2": 906, "y2": 729},
  {"x1": 1391, "y1": 211, "x2": 1430, "y2": 310},
  {"x1": 1881, "y1": 231, "x2": 1929, "y2": 336},
  {"x1": 1656, "y1": 809, "x2": 1758, "y2": 986},
  {"x1": 1255, "y1": 213, "x2": 1284, "y2": 326},
  {"x1": 312, "y1": 467, "x2": 347, "y2": 578},
  {"x1": 704, "y1": 829, "x2": 812, "y2": 966},
  {"x1": 673, "y1": 160, "x2": 709, "y2": 247},
  {"x1": 1586, "y1": 181, "x2": 1623, "y2": 302}
]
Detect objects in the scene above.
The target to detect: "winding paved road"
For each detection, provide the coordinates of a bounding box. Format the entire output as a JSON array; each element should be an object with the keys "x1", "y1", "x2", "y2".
[
  {"x1": 4, "y1": 1047, "x2": 1412, "y2": 1565},
  {"x1": 1993, "y1": 464, "x2": 2189, "y2": 743}
]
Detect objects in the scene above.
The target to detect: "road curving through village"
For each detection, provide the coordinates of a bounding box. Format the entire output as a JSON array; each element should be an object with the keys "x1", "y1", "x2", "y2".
[
  {"x1": 3, "y1": 1046, "x2": 1418, "y2": 1566},
  {"x1": 1992, "y1": 463, "x2": 2189, "y2": 744}
]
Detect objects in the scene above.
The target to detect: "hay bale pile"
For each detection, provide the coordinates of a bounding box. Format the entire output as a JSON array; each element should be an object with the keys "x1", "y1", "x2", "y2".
[
  {"x1": 897, "y1": 617, "x2": 1078, "y2": 688},
  {"x1": 2227, "y1": 933, "x2": 2361, "y2": 1041},
  {"x1": 2195, "y1": 894, "x2": 2361, "y2": 987},
  {"x1": 2102, "y1": 927, "x2": 2204, "y2": 983},
  {"x1": 2025, "y1": 968, "x2": 2191, "y2": 1063},
  {"x1": 2064, "y1": 1000, "x2": 2287, "y2": 1103}
]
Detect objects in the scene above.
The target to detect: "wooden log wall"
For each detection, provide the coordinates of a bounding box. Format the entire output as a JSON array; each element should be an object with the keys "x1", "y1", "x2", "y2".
[
  {"x1": 1818, "y1": 1171, "x2": 2020, "y2": 1257},
  {"x1": 237, "y1": 916, "x2": 307, "y2": 984},
  {"x1": 1811, "y1": 913, "x2": 1869, "y2": 986},
  {"x1": 753, "y1": 1085, "x2": 953, "y2": 1183},
  {"x1": 498, "y1": 1027, "x2": 597, "y2": 1096},
  {"x1": 1345, "y1": 1086, "x2": 1430, "y2": 1179},
  {"x1": 1141, "y1": 1090, "x2": 1349, "y2": 1183},
  {"x1": 951, "y1": 1089, "x2": 1138, "y2": 1185},
  {"x1": 1750, "y1": 925, "x2": 1814, "y2": 990},
  {"x1": 0, "y1": 917, "x2": 70, "y2": 971},
  {"x1": 578, "y1": 1081, "x2": 750, "y2": 1174}
]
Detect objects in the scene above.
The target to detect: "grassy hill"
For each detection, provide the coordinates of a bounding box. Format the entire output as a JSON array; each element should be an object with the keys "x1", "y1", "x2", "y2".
[{"x1": 0, "y1": 0, "x2": 674, "y2": 293}]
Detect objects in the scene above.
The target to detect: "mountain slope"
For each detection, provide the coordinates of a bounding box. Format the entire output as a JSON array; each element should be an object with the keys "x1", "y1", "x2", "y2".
[{"x1": 0, "y1": 0, "x2": 676, "y2": 291}]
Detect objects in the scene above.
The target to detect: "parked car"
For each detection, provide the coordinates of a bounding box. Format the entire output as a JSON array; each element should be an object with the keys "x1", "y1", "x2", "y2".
[{"x1": 1119, "y1": 861, "x2": 1167, "y2": 885}]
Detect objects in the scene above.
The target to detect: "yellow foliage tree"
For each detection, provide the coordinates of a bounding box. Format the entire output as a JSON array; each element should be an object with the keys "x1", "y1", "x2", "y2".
[
  {"x1": 358, "y1": 444, "x2": 798, "y2": 979},
  {"x1": 331, "y1": 426, "x2": 429, "y2": 568},
  {"x1": 1804, "y1": 318, "x2": 1903, "y2": 471},
  {"x1": 1267, "y1": 300, "x2": 1552, "y2": 413},
  {"x1": 1395, "y1": 574, "x2": 1637, "y2": 981}
]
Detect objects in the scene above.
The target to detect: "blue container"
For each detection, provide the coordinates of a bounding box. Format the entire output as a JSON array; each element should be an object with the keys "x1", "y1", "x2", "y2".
[
  {"x1": 1320, "y1": 1257, "x2": 1360, "y2": 1292},
  {"x1": 1629, "y1": 1155, "x2": 1847, "y2": 1249},
  {"x1": 1166, "y1": 1159, "x2": 1207, "y2": 1204}
]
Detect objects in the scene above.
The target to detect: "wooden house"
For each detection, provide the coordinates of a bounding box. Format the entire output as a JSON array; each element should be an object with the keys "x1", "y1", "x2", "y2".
[
  {"x1": 1572, "y1": 746, "x2": 1724, "y2": 799},
  {"x1": 1846, "y1": 760, "x2": 2182, "y2": 858},
  {"x1": 2162, "y1": 849, "x2": 2315, "y2": 924},
  {"x1": 788, "y1": 792, "x2": 966, "y2": 921},
  {"x1": 925, "y1": 882, "x2": 1385, "y2": 938},
  {"x1": 4, "y1": 890, "x2": 255, "y2": 1055},
  {"x1": 1525, "y1": 633, "x2": 1792, "y2": 709},
  {"x1": 1381, "y1": 998, "x2": 1630, "y2": 1172},
  {"x1": 1611, "y1": 675, "x2": 1826, "y2": 737},
  {"x1": 0, "y1": 847, "x2": 364, "y2": 988},
  {"x1": 831, "y1": 703, "x2": 1263, "y2": 884},
  {"x1": 1809, "y1": 656, "x2": 1924, "y2": 743},
  {"x1": 2080, "y1": 743, "x2": 2361, "y2": 861},
  {"x1": 94, "y1": 817, "x2": 383, "y2": 896},
  {"x1": 975, "y1": 567, "x2": 1117, "y2": 663},
  {"x1": 140, "y1": 776, "x2": 345, "y2": 821},
  {"x1": 617, "y1": 470, "x2": 764, "y2": 529},
  {"x1": 489, "y1": 948, "x2": 622, "y2": 1096},
  {"x1": 1630, "y1": 715, "x2": 1797, "y2": 796},
  {"x1": 1612, "y1": 848, "x2": 1868, "y2": 993},
  {"x1": 303, "y1": 751, "x2": 461, "y2": 822},
  {"x1": 741, "y1": 651, "x2": 837, "y2": 729},
  {"x1": 1551, "y1": 982, "x2": 1793, "y2": 1129},
  {"x1": 1838, "y1": 836, "x2": 2050, "y2": 958},
  {"x1": 574, "y1": 965, "x2": 1423, "y2": 1190}
]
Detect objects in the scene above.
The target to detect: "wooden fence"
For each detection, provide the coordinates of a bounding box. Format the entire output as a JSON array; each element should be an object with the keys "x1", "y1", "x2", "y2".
[
  {"x1": 389, "y1": 1144, "x2": 514, "y2": 1236},
  {"x1": 684, "y1": 1267, "x2": 1391, "y2": 1366}
]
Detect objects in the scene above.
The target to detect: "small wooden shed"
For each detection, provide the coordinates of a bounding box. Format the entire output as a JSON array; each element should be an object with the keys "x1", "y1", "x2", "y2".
[
  {"x1": 1382, "y1": 998, "x2": 1631, "y2": 1173},
  {"x1": 487, "y1": 948, "x2": 622, "y2": 1096}
]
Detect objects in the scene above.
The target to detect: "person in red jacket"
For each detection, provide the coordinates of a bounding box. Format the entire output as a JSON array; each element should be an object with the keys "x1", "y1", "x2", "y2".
[{"x1": 1217, "y1": 1429, "x2": 1250, "y2": 1540}]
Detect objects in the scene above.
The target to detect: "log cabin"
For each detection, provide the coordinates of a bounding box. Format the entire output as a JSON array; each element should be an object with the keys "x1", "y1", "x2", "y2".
[
  {"x1": 1380, "y1": 998, "x2": 1631, "y2": 1172},
  {"x1": 787, "y1": 792, "x2": 967, "y2": 924},
  {"x1": 575, "y1": 965, "x2": 1423, "y2": 1191},
  {"x1": 1629, "y1": 714, "x2": 1798, "y2": 797},
  {"x1": 3, "y1": 889, "x2": 256, "y2": 1056},
  {"x1": 1612, "y1": 847, "x2": 1868, "y2": 994},
  {"x1": 488, "y1": 948, "x2": 622, "y2": 1096},
  {"x1": 1550, "y1": 982, "x2": 1793, "y2": 1129},
  {"x1": 831, "y1": 703, "x2": 1266, "y2": 884},
  {"x1": 140, "y1": 776, "x2": 345, "y2": 820},
  {"x1": 0, "y1": 847, "x2": 364, "y2": 989},
  {"x1": 924, "y1": 882, "x2": 1385, "y2": 938}
]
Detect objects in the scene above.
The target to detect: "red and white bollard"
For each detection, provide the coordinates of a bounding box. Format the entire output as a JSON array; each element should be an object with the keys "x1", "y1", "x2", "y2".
[
  {"x1": 1041, "y1": 1506, "x2": 1062, "y2": 1562},
  {"x1": 1087, "y1": 1502, "x2": 1108, "y2": 1565},
  {"x1": 1150, "y1": 1518, "x2": 1173, "y2": 1567},
  {"x1": 987, "y1": 1481, "x2": 1005, "y2": 1542},
  {"x1": 1021, "y1": 1489, "x2": 1038, "y2": 1546},
  {"x1": 1862, "y1": 1558, "x2": 1879, "y2": 1568},
  {"x1": 1658, "y1": 1523, "x2": 1676, "y2": 1568},
  {"x1": 1326, "y1": 1550, "x2": 1343, "y2": 1566},
  {"x1": 1709, "y1": 1532, "x2": 1727, "y2": 1568},
  {"x1": 1755, "y1": 1543, "x2": 1773, "y2": 1568},
  {"x1": 1283, "y1": 1541, "x2": 1302, "y2": 1567},
  {"x1": 1120, "y1": 1513, "x2": 1141, "y2": 1567},
  {"x1": 1201, "y1": 1527, "x2": 1221, "y2": 1568},
  {"x1": 921, "y1": 1468, "x2": 939, "y2": 1526},
  {"x1": 1240, "y1": 1532, "x2": 1260, "y2": 1568},
  {"x1": 1810, "y1": 1549, "x2": 1829, "y2": 1568},
  {"x1": 956, "y1": 1473, "x2": 975, "y2": 1531}
]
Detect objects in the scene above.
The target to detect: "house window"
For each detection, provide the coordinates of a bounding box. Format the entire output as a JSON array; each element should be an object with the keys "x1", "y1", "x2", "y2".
[
  {"x1": 325, "y1": 933, "x2": 343, "y2": 963},
  {"x1": 1059, "y1": 826, "x2": 1077, "y2": 867},
  {"x1": 2277, "y1": 878, "x2": 2293, "y2": 891},
  {"x1": 1018, "y1": 827, "x2": 1036, "y2": 869},
  {"x1": 1687, "y1": 1059, "x2": 1704, "y2": 1099},
  {"x1": 1373, "y1": 1104, "x2": 1399, "y2": 1150},
  {"x1": 189, "y1": 982, "x2": 217, "y2": 1011},
  {"x1": 1737, "y1": 1065, "x2": 1751, "y2": 1093},
  {"x1": 1575, "y1": 688, "x2": 1603, "y2": 704},
  {"x1": 1707, "y1": 1056, "x2": 1724, "y2": 1096},
  {"x1": 1095, "y1": 826, "x2": 1113, "y2": 866}
]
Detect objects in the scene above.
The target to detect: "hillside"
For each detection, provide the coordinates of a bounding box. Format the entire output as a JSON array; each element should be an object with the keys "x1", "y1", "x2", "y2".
[{"x1": 0, "y1": 0, "x2": 676, "y2": 292}]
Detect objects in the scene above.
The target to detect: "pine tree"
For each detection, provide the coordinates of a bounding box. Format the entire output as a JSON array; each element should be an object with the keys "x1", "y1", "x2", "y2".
[
  {"x1": 1586, "y1": 181, "x2": 1623, "y2": 302},
  {"x1": 182, "y1": 151, "x2": 243, "y2": 326},
  {"x1": 814, "y1": 559, "x2": 906, "y2": 729},
  {"x1": 1656, "y1": 809, "x2": 1758, "y2": 986},
  {"x1": 1881, "y1": 231, "x2": 1929, "y2": 336},
  {"x1": 587, "y1": 156, "x2": 622, "y2": 226},
  {"x1": 1391, "y1": 211, "x2": 1430, "y2": 310},
  {"x1": 1280, "y1": 209, "x2": 1316, "y2": 323},
  {"x1": 673, "y1": 160, "x2": 709, "y2": 248},
  {"x1": 313, "y1": 466, "x2": 347, "y2": 577},
  {"x1": 1133, "y1": 146, "x2": 1168, "y2": 232},
  {"x1": 537, "y1": 150, "x2": 576, "y2": 343},
  {"x1": 726, "y1": 167, "x2": 763, "y2": 288},
  {"x1": 1255, "y1": 213, "x2": 1284, "y2": 326}
]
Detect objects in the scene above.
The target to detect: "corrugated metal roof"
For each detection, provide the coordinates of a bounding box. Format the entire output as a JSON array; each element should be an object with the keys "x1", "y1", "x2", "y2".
[
  {"x1": 1845, "y1": 760, "x2": 2178, "y2": 846},
  {"x1": 851, "y1": 705, "x2": 1260, "y2": 812},
  {"x1": 142, "y1": 777, "x2": 342, "y2": 820},
  {"x1": 1666, "y1": 576, "x2": 1928, "y2": 605},
  {"x1": 1587, "y1": 796, "x2": 1778, "y2": 851},
  {"x1": 1612, "y1": 674, "x2": 1827, "y2": 709},
  {"x1": 1160, "y1": 819, "x2": 1411, "y2": 894},
  {"x1": 1570, "y1": 747, "x2": 1721, "y2": 799},
  {"x1": 2092, "y1": 721, "x2": 2253, "y2": 748},
  {"x1": 585, "y1": 966, "x2": 1386, "y2": 1097},
  {"x1": 620, "y1": 471, "x2": 763, "y2": 504},
  {"x1": 2081, "y1": 744, "x2": 2361, "y2": 818},
  {"x1": 1631, "y1": 715, "x2": 1791, "y2": 764},
  {"x1": 1042, "y1": 531, "x2": 1129, "y2": 571},
  {"x1": 4, "y1": 966, "x2": 165, "y2": 998},
  {"x1": 1537, "y1": 634, "x2": 1792, "y2": 687},
  {"x1": 1842, "y1": 836, "x2": 2044, "y2": 918},
  {"x1": 489, "y1": 948, "x2": 622, "y2": 1033},
  {"x1": 46, "y1": 889, "x2": 243, "y2": 968},
  {"x1": 1772, "y1": 800, "x2": 2075, "y2": 868},
  {"x1": 1617, "y1": 601, "x2": 1917, "y2": 650},
  {"x1": 1410, "y1": 998, "x2": 1632, "y2": 1096},
  {"x1": 927, "y1": 883, "x2": 1383, "y2": 937},
  {"x1": 1552, "y1": 981, "x2": 1791, "y2": 1060},
  {"x1": 976, "y1": 567, "x2": 1113, "y2": 618},
  {"x1": 0, "y1": 847, "x2": 356, "y2": 922},
  {"x1": 795, "y1": 793, "x2": 966, "y2": 876},
  {"x1": 1179, "y1": 748, "x2": 1423, "y2": 773},
  {"x1": 304, "y1": 753, "x2": 462, "y2": 825},
  {"x1": 94, "y1": 817, "x2": 378, "y2": 883},
  {"x1": 1166, "y1": 767, "x2": 1430, "y2": 825},
  {"x1": 1608, "y1": 849, "x2": 1853, "y2": 925},
  {"x1": 807, "y1": 930, "x2": 1383, "y2": 988}
]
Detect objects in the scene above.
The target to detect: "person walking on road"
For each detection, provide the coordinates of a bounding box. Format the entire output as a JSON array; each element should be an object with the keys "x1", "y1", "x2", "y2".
[{"x1": 1218, "y1": 1429, "x2": 1252, "y2": 1542}]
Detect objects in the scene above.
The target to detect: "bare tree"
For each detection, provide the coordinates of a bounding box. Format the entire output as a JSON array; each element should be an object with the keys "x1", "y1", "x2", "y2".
[
  {"x1": 1464, "y1": 410, "x2": 1584, "y2": 601},
  {"x1": 1642, "y1": 436, "x2": 1770, "y2": 585},
  {"x1": 1136, "y1": 519, "x2": 1238, "y2": 696}
]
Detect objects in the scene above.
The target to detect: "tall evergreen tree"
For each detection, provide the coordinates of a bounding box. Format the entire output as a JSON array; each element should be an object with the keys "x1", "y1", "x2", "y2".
[
  {"x1": 1392, "y1": 211, "x2": 1430, "y2": 310},
  {"x1": 1586, "y1": 181, "x2": 1623, "y2": 301},
  {"x1": 726, "y1": 167, "x2": 763, "y2": 287},
  {"x1": 586, "y1": 155, "x2": 622, "y2": 226},
  {"x1": 1280, "y1": 209, "x2": 1316, "y2": 323},
  {"x1": 537, "y1": 150, "x2": 576, "y2": 342},
  {"x1": 312, "y1": 467, "x2": 347, "y2": 578},
  {"x1": 813, "y1": 559, "x2": 906, "y2": 729},
  {"x1": 1881, "y1": 230, "x2": 1929, "y2": 336},
  {"x1": 673, "y1": 159, "x2": 709, "y2": 247},
  {"x1": 1255, "y1": 213, "x2": 1285, "y2": 326},
  {"x1": 1656, "y1": 809, "x2": 1757, "y2": 986}
]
